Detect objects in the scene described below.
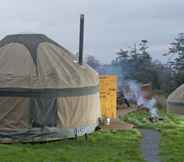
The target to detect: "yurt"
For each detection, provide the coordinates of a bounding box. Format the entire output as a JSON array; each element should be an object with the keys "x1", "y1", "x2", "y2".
[
  {"x1": 167, "y1": 84, "x2": 184, "y2": 115},
  {"x1": 0, "y1": 34, "x2": 101, "y2": 143}
]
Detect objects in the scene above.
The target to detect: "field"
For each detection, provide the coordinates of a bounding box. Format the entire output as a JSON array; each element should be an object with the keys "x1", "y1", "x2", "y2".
[
  {"x1": 0, "y1": 129, "x2": 144, "y2": 162},
  {"x1": 1, "y1": 109, "x2": 184, "y2": 162},
  {"x1": 124, "y1": 110, "x2": 184, "y2": 162}
]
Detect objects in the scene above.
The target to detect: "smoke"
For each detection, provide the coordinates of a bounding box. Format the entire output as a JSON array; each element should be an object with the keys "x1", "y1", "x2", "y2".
[
  {"x1": 123, "y1": 80, "x2": 159, "y2": 118},
  {"x1": 123, "y1": 80, "x2": 142, "y2": 104},
  {"x1": 144, "y1": 98, "x2": 159, "y2": 118},
  {"x1": 93, "y1": 63, "x2": 159, "y2": 118}
]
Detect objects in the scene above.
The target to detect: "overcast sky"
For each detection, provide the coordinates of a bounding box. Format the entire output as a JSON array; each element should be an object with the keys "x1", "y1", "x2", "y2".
[{"x1": 0, "y1": 0, "x2": 183, "y2": 63}]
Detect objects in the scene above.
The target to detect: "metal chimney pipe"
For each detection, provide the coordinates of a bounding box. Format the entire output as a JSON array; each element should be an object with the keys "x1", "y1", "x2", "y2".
[{"x1": 79, "y1": 14, "x2": 85, "y2": 65}]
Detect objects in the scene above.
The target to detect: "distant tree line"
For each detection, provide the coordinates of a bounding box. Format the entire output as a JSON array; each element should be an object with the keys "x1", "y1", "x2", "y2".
[{"x1": 86, "y1": 33, "x2": 184, "y2": 94}]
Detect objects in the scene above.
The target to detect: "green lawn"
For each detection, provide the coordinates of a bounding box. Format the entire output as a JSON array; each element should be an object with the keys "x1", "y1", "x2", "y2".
[
  {"x1": 0, "y1": 129, "x2": 145, "y2": 162},
  {"x1": 2, "y1": 109, "x2": 183, "y2": 162},
  {"x1": 123, "y1": 110, "x2": 184, "y2": 162}
]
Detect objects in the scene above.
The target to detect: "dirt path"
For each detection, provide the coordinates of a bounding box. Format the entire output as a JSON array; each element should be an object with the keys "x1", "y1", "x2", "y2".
[
  {"x1": 140, "y1": 129, "x2": 161, "y2": 162},
  {"x1": 101, "y1": 108, "x2": 137, "y2": 130},
  {"x1": 117, "y1": 108, "x2": 137, "y2": 118}
]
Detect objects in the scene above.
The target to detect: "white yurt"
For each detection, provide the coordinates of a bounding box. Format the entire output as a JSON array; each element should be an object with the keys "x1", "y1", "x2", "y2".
[
  {"x1": 0, "y1": 34, "x2": 101, "y2": 143},
  {"x1": 167, "y1": 84, "x2": 184, "y2": 115}
]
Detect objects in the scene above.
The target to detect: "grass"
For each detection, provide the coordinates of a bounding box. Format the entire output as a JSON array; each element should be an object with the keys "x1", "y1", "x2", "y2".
[
  {"x1": 0, "y1": 129, "x2": 145, "y2": 162},
  {"x1": 160, "y1": 126, "x2": 184, "y2": 162},
  {"x1": 123, "y1": 110, "x2": 182, "y2": 129},
  {"x1": 123, "y1": 109, "x2": 184, "y2": 162}
]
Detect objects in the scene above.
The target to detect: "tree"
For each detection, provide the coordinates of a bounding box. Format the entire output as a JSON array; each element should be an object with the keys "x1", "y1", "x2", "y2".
[
  {"x1": 128, "y1": 40, "x2": 154, "y2": 84},
  {"x1": 114, "y1": 40, "x2": 171, "y2": 91},
  {"x1": 115, "y1": 49, "x2": 129, "y2": 63},
  {"x1": 151, "y1": 61, "x2": 177, "y2": 93},
  {"x1": 139, "y1": 40, "x2": 152, "y2": 62},
  {"x1": 165, "y1": 33, "x2": 184, "y2": 85},
  {"x1": 112, "y1": 49, "x2": 132, "y2": 79},
  {"x1": 86, "y1": 55, "x2": 101, "y2": 71}
]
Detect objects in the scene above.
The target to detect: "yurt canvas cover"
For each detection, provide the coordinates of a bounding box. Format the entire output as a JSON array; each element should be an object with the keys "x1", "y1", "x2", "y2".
[
  {"x1": 167, "y1": 84, "x2": 184, "y2": 115},
  {"x1": 0, "y1": 34, "x2": 101, "y2": 143}
]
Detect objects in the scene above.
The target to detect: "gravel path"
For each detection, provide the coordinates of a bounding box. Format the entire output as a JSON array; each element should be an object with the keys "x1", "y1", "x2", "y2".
[{"x1": 140, "y1": 129, "x2": 161, "y2": 162}]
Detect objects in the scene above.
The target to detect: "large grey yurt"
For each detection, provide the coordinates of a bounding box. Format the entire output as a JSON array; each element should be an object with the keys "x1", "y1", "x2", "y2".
[
  {"x1": 0, "y1": 34, "x2": 101, "y2": 143},
  {"x1": 167, "y1": 84, "x2": 184, "y2": 115}
]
